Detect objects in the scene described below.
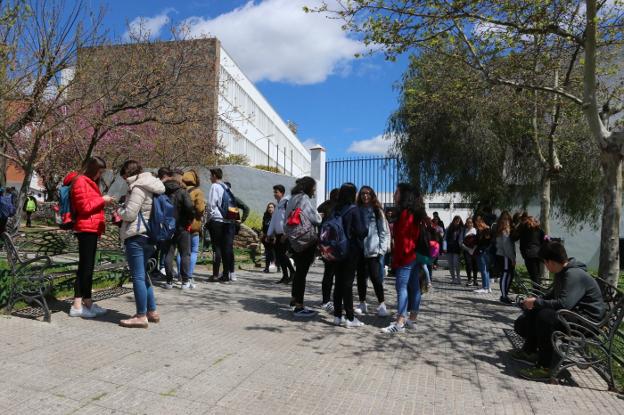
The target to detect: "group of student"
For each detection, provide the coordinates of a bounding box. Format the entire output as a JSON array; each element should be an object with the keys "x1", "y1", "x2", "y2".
[
  {"x1": 65, "y1": 157, "x2": 245, "y2": 328},
  {"x1": 258, "y1": 178, "x2": 434, "y2": 333}
]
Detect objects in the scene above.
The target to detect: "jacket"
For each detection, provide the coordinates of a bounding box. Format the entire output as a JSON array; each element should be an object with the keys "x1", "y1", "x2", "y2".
[
  {"x1": 207, "y1": 181, "x2": 225, "y2": 222},
  {"x1": 164, "y1": 180, "x2": 194, "y2": 231},
  {"x1": 518, "y1": 224, "x2": 545, "y2": 259},
  {"x1": 445, "y1": 225, "x2": 465, "y2": 254},
  {"x1": 536, "y1": 259, "x2": 606, "y2": 321},
  {"x1": 476, "y1": 227, "x2": 492, "y2": 254},
  {"x1": 495, "y1": 231, "x2": 516, "y2": 261},
  {"x1": 267, "y1": 196, "x2": 289, "y2": 236},
  {"x1": 234, "y1": 196, "x2": 250, "y2": 223},
  {"x1": 181, "y1": 171, "x2": 206, "y2": 234},
  {"x1": 23, "y1": 196, "x2": 38, "y2": 212},
  {"x1": 118, "y1": 172, "x2": 166, "y2": 242},
  {"x1": 360, "y1": 206, "x2": 390, "y2": 258},
  {"x1": 392, "y1": 209, "x2": 420, "y2": 269},
  {"x1": 330, "y1": 203, "x2": 367, "y2": 257},
  {"x1": 66, "y1": 172, "x2": 106, "y2": 235},
  {"x1": 262, "y1": 211, "x2": 272, "y2": 234},
  {"x1": 285, "y1": 193, "x2": 322, "y2": 229}
]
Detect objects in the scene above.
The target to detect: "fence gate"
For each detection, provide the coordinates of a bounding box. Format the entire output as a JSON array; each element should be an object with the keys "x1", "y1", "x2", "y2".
[{"x1": 325, "y1": 156, "x2": 402, "y2": 207}]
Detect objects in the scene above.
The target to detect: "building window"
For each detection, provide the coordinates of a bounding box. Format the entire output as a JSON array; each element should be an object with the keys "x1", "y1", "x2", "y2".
[
  {"x1": 454, "y1": 203, "x2": 474, "y2": 209},
  {"x1": 429, "y1": 203, "x2": 450, "y2": 209}
]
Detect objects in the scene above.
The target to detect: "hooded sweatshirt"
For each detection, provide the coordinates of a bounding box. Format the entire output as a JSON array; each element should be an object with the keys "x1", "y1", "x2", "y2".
[
  {"x1": 164, "y1": 180, "x2": 194, "y2": 231},
  {"x1": 535, "y1": 259, "x2": 606, "y2": 321},
  {"x1": 119, "y1": 172, "x2": 165, "y2": 241},
  {"x1": 181, "y1": 171, "x2": 206, "y2": 234}
]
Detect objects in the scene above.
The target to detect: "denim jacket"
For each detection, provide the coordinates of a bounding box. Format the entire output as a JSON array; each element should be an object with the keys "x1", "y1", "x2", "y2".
[{"x1": 360, "y1": 206, "x2": 390, "y2": 258}]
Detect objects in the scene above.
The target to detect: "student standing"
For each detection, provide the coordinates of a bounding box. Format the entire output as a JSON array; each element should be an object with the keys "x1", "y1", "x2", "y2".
[
  {"x1": 261, "y1": 202, "x2": 276, "y2": 273},
  {"x1": 474, "y1": 216, "x2": 493, "y2": 293},
  {"x1": 462, "y1": 217, "x2": 479, "y2": 286},
  {"x1": 518, "y1": 215, "x2": 546, "y2": 289},
  {"x1": 206, "y1": 168, "x2": 236, "y2": 282},
  {"x1": 181, "y1": 170, "x2": 206, "y2": 286},
  {"x1": 382, "y1": 183, "x2": 425, "y2": 334},
  {"x1": 318, "y1": 188, "x2": 339, "y2": 313},
  {"x1": 23, "y1": 193, "x2": 37, "y2": 227},
  {"x1": 355, "y1": 186, "x2": 390, "y2": 317},
  {"x1": 117, "y1": 160, "x2": 166, "y2": 328},
  {"x1": 496, "y1": 217, "x2": 516, "y2": 304},
  {"x1": 267, "y1": 185, "x2": 295, "y2": 284},
  {"x1": 445, "y1": 215, "x2": 464, "y2": 284}
]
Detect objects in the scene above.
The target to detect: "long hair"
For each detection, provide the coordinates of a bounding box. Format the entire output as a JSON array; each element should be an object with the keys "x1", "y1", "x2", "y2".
[
  {"x1": 357, "y1": 185, "x2": 383, "y2": 219},
  {"x1": 83, "y1": 156, "x2": 106, "y2": 181},
  {"x1": 448, "y1": 215, "x2": 464, "y2": 231},
  {"x1": 291, "y1": 176, "x2": 316, "y2": 197},
  {"x1": 496, "y1": 217, "x2": 511, "y2": 236},
  {"x1": 336, "y1": 182, "x2": 357, "y2": 209},
  {"x1": 120, "y1": 160, "x2": 143, "y2": 179},
  {"x1": 524, "y1": 215, "x2": 541, "y2": 230},
  {"x1": 396, "y1": 183, "x2": 425, "y2": 221},
  {"x1": 474, "y1": 216, "x2": 489, "y2": 231}
]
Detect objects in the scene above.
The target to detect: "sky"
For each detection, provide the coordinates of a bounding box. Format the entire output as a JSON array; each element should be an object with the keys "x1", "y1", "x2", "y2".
[{"x1": 90, "y1": 0, "x2": 409, "y2": 160}]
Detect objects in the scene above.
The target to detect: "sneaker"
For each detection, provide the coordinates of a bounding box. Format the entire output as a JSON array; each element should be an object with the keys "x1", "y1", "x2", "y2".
[
  {"x1": 188, "y1": 280, "x2": 197, "y2": 289},
  {"x1": 466, "y1": 280, "x2": 473, "y2": 287},
  {"x1": 510, "y1": 349, "x2": 539, "y2": 365},
  {"x1": 381, "y1": 323, "x2": 405, "y2": 333},
  {"x1": 333, "y1": 316, "x2": 346, "y2": 326},
  {"x1": 164, "y1": 283, "x2": 174, "y2": 289},
  {"x1": 293, "y1": 307, "x2": 317, "y2": 318},
  {"x1": 69, "y1": 306, "x2": 96, "y2": 318},
  {"x1": 263, "y1": 268, "x2": 270, "y2": 273},
  {"x1": 321, "y1": 302, "x2": 334, "y2": 314},
  {"x1": 88, "y1": 303, "x2": 108, "y2": 316},
  {"x1": 500, "y1": 296, "x2": 513, "y2": 304},
  {"x1": 146, "y1": 311, "x2": 160, "y2": 323},
  {"x1": 119, "y1": 315, "x2": 149, "y2": 329},
  {"x1": 485, "y1": 288, "x2": 492, "y2": 293},
  {"x1": 230, "y1": 273, "x2": 237, "y2": 282},
  {"x1": 405, "y1": 318, "x2": 417, "y2": 329},
  {"x1": 377, "y1": 303, "x2": 389, "y2": 317},
  {"x1": 159, "y1": 267, "x2": 166, "y2": 276},
  {"x1": 181, "y1": 282, "x2": 191, "y2": 290},
  {"x1": 354, "y1": 302, "x2": 367, "y2": 315},
  {"x1": 345, "y1": 318, "x2": 365, "y2": 328},
  {"x1": 474, "y1": 288, "x2": 487, "y2": 294},
  {"x1": 518, "y1": 366, "x2": 551, "y2": 381},
  {"x1": 218, "y1": 275, "x2": 231, "y2": 284},
  {"x1": 359, "y1": 302, "x2": 368, "y2": 314}
]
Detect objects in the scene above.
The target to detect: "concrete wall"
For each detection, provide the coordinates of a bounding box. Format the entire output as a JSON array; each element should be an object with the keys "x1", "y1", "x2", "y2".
[{"x1": 107, "y1": 165, "x2": 297, "y2": 215}]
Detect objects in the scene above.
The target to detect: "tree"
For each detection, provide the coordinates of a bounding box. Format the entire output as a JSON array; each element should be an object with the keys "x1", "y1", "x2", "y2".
[{"x1": 313, "y1": 0, "x2": 624, "y2": 284}]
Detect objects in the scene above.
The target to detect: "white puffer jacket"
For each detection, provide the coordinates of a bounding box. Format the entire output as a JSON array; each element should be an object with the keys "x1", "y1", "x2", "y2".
[{"x1": 118, "y1": 172, "x2": 166, "y2": 242}]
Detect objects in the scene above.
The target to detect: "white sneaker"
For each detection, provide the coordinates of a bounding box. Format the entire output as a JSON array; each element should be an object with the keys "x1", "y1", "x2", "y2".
[
  {"x1": 474, "y1": 288, "x2": 487, "y2": 294},
  {"x1": 381, "y1": 323, "x2": 405, "y2": 333},
  {"x1": 159, "y1": 267, "x2": 166, "y2": 276},
  {"x1": 230, "y1": 273, "x2": 237, "y2": 282},
  {"x1": 321, "y1": 302, "x2": 334, "y2": 314},
  {"x1": 181, "y1": 282, "x2": 191, "y2": 290},
  {"x1": 333, "y1": 316, "x2": 346, "y2": 326},
  {"x1": 345, "y1": 318, "x2": 365, "y2": 328},
  {"x1": 377, "y1": 303, "x2": 389, "y2": 317},
  {"x1": 88, "y1": 303, "x2": 107, "y2": 316},
  {"x1": 354, "y1": 307, "x2": 364, "y2": 316},
  {"x1": 354, "y1": 302, "x2": 367, "y2": 315},
  {"x1": 164, "y1": 283, "x2": 174, "y2": 289},
  {"x1": 69, "y1": 306, "x2": 96, "y2": 318},
  {"x1": 188, "y1": 280, "x2": 197, "y2": 289},
  {"x1": 405, "y1": 319, "x2": 417, "y2": 329},
  {"x1": 485, "y1": 288, "x2": 492, "y2": 293}
]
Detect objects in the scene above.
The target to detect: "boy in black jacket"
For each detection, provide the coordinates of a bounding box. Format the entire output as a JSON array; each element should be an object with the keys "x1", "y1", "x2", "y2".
[{"x1": 511, "y1": 242, "x2": 606, "y2": 381}]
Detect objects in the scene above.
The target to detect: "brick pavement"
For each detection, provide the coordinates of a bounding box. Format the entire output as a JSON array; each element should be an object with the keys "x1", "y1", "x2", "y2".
[{"x1": 1, "y1": 262, "x2": 624, "y2": 415}]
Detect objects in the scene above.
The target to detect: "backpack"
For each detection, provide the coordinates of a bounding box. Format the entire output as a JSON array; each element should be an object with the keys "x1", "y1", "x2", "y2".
[
  {"x1": 58, "y1": 176, "x2": 79, "y2": 229},
  {"x1": 284, "y1": 199, "x2": 318, "y2": 253},
  {"x1": 319, "y1": 205, "x2": 355, "y2": 262},
  {"x1": 139, "y1": 193, "x2": 176, "y2": 244},
  {"x1": 416, "y1": 223, "x2": 432, "y2": 257},
  {"x1": 0, "y1": 194, "x2": 16, "y2": 219},
  {"x1": 25, "y1": 198, "x2": 36, "y2": 213},
  {"x1": 218, "y1": 183, "x2": 240, "y2": 221},
  {"x1": 187, "y1": 187, "x2": 204, "y2": 219}
]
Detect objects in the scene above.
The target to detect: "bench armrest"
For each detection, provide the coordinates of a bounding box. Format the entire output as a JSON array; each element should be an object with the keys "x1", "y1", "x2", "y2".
[
  {"x1": 15, "y1": 255, "x2": 53, "y2": 273},
  {"x1": 555, "y1": 309, "x2": 604, "y2": 338}
]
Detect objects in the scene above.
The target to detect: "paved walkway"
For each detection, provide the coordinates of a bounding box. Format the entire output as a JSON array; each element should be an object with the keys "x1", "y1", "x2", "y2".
[{"x1": 1, "y1": 263, "x2": 624, "y2": 415}]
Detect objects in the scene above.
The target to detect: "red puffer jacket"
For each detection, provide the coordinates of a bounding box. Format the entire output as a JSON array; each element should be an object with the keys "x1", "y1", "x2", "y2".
[
  {"x1": 64, "y1": 172, "x2": 106, "y2": 235},
  {"x1": 392, "y1": 209, "x2": 421, "y2": 269}
]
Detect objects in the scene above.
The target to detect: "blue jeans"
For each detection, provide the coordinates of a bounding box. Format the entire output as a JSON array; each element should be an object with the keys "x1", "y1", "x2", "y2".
[
  {"x1": 125, "y1": 235, "x2": 156, "y2": 315},
  {"x1": 420, "y1": 262, "x2": 431, "y2": 285},
  {"x1": 177, "y1": 233, "x2": 200, "y2": 279},
  {"x1": 395, "y1": 260, "x2": 422, "y2": 318},
  {"x1": 477, "y1": 252, "x2": 490, "y2": 289}
]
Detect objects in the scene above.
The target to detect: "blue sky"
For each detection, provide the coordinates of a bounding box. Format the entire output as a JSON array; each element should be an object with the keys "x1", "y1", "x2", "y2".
[{"x1": 94, "y1": 0, "x2": 409, "y2": 160}]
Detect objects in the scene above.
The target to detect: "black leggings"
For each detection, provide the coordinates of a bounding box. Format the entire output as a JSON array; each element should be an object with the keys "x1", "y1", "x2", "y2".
[
  {"x1": 497, "y1": 255, "x2": 515, "y2": 298},
  {"x1": 356, "y1": 256, "x2": 384, "y2": 304},
  {"x1": 291, "y1": 245, "x2": 316, "y2": 305},
  {"x1": 75, "y1": 232, "x2": 98, "y2": 299},
  {"x1": 275, "y1": 236, "x2": 295, "y2": 279},
  {"x1": 208, "y1": 221, "x2": 235, "y2": 278},
  {"x1": 322, "y1": 260, "x2": 335, "y2": 304},
  {"x1": 165, "y1": 229, "x2": 191, "y2": 283},
  {"x1": 464, "y1": 252, "x2": 478, "y2": 280},
  {"x1": 334, "y1": 255, "x2": 359, "y2": 321},
  {"x1": 525, "y1": 257, "x2": 542, "y2": 288}
]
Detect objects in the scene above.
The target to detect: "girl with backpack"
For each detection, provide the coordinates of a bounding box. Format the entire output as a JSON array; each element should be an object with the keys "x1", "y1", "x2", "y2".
[
  {"x1": 445, "y1": 215, "x2": 465, "y2": 284},
  {"x1": 474, "y1": 216, "x2": 493, "y2": 293},
  {"x1": 382, "y1": 183, "x2": 426, "y2": 334},
  {"x1": 330, "y1": 183, "x2": 368, "y2": 328},
  {"x1": 68, "y1": 156, "x2": 115, "y2": 319},
  {"x1": 355, "y1": 186, "x2": 390, "y2": 317},
  {"x1": 284, "y1": 176, "x2": 322, "y2": 318},
  {"x1": 117, "y1": 160, "x2": 166, "y2": 328}
]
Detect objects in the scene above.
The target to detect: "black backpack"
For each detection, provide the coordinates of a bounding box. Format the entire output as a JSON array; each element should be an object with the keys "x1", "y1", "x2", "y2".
[{"x1": 416, "y1": 223, "x2": 431, "y2": 257}]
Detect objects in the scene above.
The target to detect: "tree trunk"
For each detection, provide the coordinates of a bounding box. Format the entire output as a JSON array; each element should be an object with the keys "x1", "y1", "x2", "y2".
[
  {"x1": 6, "y1": 170, "x2": 31, "y2": 234},
  {"x1": 539, "y1": 170, "x2": 551, "y2": 235},
  {"x1": 598, "y1": 150, "x2": 622, "y2": 285}
]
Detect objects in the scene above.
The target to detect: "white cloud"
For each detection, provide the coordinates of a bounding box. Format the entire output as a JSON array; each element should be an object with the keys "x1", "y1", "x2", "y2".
[
  {"x1": 123, "y1": 9, "x2": 174, "y2": 42},
  {"x1": 181, "y1": 0, "x2": 365, "y2": 84},
  {"x1": 347, "y1": 134, "x2": 392, "y2": 155},
  {"x1": 301, "y1": 138, "x2": 322, "y2": 152}
]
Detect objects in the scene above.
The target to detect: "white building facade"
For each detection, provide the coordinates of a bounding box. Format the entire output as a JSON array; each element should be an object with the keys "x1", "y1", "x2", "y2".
[{"x1": 217, "y1": 47, "x2": 311, "y2": 177}]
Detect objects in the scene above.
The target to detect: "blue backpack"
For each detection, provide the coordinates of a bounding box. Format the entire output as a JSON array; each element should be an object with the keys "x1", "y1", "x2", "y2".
[
  {"x1": 218, "y1": 183, "x2": 240, "y2": 221},
  {"x1": 58, "y1": 179, "x2": 77, "y2": 229},
  {"x1": 319, "y1": 205, "x2": 355, "y2": 262},
  {"x1": 139, "y1": 193, "x2": 176, "y2": 243},
  {"x1": 0, "y1": 194, "x2": 16, "y2": 219}
]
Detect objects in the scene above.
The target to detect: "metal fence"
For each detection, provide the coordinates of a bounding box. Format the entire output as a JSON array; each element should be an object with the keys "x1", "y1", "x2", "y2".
[{"x1": 325, "y1": 156, "x2": 402, "y2": 206}]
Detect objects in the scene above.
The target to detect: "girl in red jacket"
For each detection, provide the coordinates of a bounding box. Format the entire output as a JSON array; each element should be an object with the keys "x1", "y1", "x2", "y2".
[
  {"x1": 68, "y1": 157, "x2": 115, "y2": 318},
  {"x1": 382, "y1": 183, "x2": 426, "y2": 334}
]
